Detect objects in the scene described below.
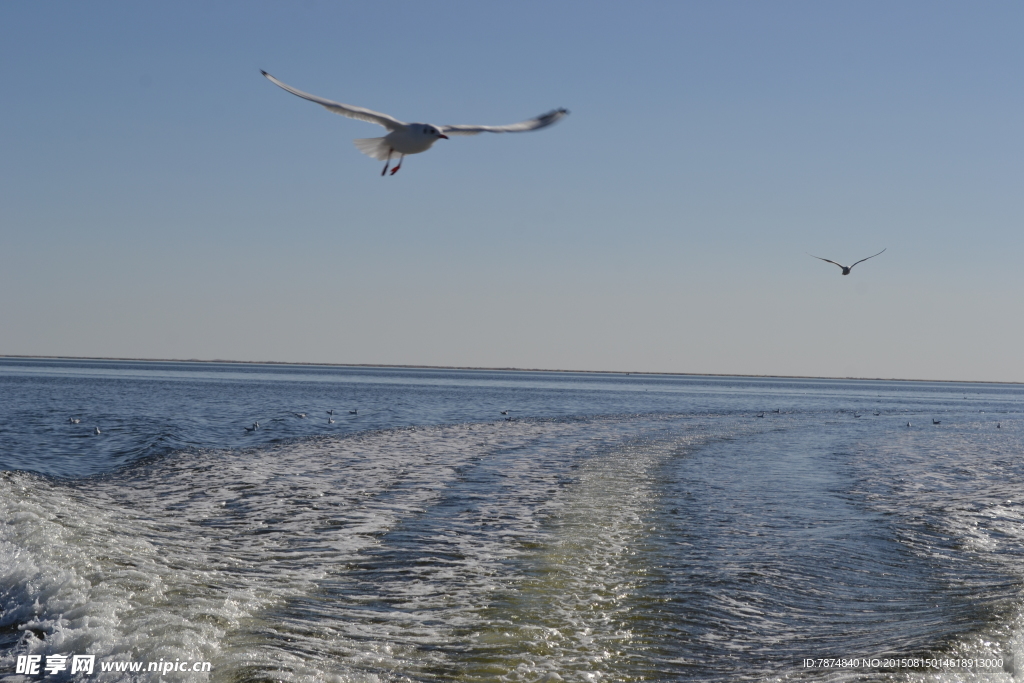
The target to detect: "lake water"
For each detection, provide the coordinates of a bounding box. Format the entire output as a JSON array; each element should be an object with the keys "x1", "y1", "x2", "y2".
[{"x1": 2, "y1": 357, "x2": 1023, "y2": 682}]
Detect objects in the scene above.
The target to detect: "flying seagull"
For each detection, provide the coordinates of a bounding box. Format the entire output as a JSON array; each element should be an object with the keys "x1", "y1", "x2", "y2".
[
  {"x1": 808, "y1": 249, "x2": 886, "y2": 275},
  {"x1": 261, "y1": 71, "x2": 568, "y2": 176}
]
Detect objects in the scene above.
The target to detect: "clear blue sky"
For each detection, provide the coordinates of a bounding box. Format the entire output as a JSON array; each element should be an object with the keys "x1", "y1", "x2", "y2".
[{"x1": 2, "y1": 1, "x2": 1022, "y2": 381}]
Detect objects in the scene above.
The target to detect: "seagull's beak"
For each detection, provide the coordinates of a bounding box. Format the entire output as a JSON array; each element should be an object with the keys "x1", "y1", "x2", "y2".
[{"x1": 438, "y1": 133, "x2": 449, "y2": 139}]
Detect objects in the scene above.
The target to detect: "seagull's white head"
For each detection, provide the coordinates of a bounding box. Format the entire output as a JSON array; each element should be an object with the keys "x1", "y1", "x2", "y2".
[{"x1": 413, "y1": 123, "x2": 449, "y2": 140}]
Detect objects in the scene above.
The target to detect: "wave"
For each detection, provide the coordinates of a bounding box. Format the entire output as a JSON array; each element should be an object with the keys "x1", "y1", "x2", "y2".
[
  {"x1": 3, "y1": 413, "x2": 1024, "y2": 682},
  {"x1": 1, "y1": 418, "x2": 652, "y2": 681}
]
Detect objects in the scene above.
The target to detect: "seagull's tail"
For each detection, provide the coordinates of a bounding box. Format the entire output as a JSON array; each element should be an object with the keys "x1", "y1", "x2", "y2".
[{"x1": 353, "y1": 137, "x2": 391, "y2": 161}]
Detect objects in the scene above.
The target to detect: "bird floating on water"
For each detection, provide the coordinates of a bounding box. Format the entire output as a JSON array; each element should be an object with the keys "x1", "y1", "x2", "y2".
[
  {"x1": 349, "y1": 409, "x2": 357, "y2": 414},
  {"x1": 328, "y1": 417, "x2": 335, "y2": 424},
  {"x1": 295, "y1": 413, "x2": 307, "y2": 418},
  {"x1": 933, "y1": 419, "x2": 941, "y2": 425},
  {"x1": 808, "y1": 249, "x2": 886, "y2": 275},
  {"x1": 261, "y1": 71, "x2": 568, "y2": 176},
  {"x1": 94, "y1": 427, "x2": 101, "y2": 435},
  {"x1": 69, "y1": 418, "x2": 80, "y2": 424}
]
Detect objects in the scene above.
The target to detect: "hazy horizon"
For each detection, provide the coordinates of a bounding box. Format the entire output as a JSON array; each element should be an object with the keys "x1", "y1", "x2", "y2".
[{"x1": 4, "y1": 354, "x2": 1022, "y2": 386}]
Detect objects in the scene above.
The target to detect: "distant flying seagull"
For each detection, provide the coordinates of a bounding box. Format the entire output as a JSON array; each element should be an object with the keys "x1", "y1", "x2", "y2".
[
  {"x1": 808, "y1": 249, "x2": 886, "y2": 275},
  {"x1": 261, "y1": 71, "x2": 568, "y2": 176},
  {"x1": 69, "y1": 418, "x2": 80, "y2": 424}
]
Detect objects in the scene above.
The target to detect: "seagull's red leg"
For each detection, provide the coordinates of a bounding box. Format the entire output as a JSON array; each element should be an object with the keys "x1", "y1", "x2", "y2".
[
  {"x1": 390, "y1": 154, "x2": 404, "y2": 175},
  {"x1": 381, "y1": 149, "x2": 392, "y2": 176}
]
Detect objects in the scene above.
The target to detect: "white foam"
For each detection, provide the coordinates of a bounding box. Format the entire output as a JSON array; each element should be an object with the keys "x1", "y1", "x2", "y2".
[{"x1": 2, "y1": 419, "x2": 656, "y2": 681}]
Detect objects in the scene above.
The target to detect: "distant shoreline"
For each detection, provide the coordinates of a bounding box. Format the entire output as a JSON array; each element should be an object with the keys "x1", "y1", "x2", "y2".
[{"x1": 0, "y1": 354, "x2": 1019, "y2": 386}]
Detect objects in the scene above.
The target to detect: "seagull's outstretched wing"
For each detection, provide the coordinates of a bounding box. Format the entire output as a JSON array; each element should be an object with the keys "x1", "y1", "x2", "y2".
[
  {"x1": 808, "y1": 254, "x2": 845, "y2": 269},
  {"x1": 440, "y1": 108, "x2": 569, "y2": 136},
  {"x1": 848, "y1": 248, "x2": 886, "y2": 270},
  {"x1": 261, "y1": 71, "x2": 405, "y2": 131}
]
